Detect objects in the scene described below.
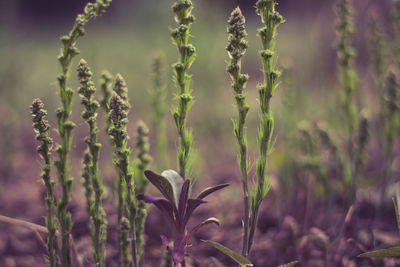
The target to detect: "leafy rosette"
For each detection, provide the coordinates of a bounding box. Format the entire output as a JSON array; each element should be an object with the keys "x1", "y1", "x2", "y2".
[{"x1": 137, "y1": 170, "x2": 229, "y2": 265}]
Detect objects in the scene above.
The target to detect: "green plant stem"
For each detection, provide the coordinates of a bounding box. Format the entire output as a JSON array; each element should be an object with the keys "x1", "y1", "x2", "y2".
[
  {"x1": 54, "y1": 1, "x2": 111, "y2": 266},
  {"x1": 226, "y1": 7, "x2": 250, "y2": 257},
  {"x1": 31, "y1": 99, "x2": 57, "y2": 267},
  {"x1": 171, "y1": 0, "x2": 196, "y2": 179},
  {"x1": 109, "y1": 76, "x2": 138, "y2": 267},
  {"x1": 150, "y1": 55, "x2": 168, "y2": 170},
  {"x1": 134, "y1": 121, "x2": 151, "y2": 263},
  {"x1": 393, "y1": 0, "x2": 400, "y2": 72},
  {"x1": 77, "y1": 59, "x2": 107, "y2": 267},
  {"x1": 335, "y1": 0, "x2": 357, "y2": 136},
  {"x1": 381, "y1": 73, "x2": 400, "y2": 201},
  {"x1": 248, "y1": 0, "x2": 284, "y2": 255}
]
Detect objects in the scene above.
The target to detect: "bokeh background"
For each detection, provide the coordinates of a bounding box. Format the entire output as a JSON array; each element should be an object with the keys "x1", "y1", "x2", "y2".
[{"x1": 0, "y1": 0, "x2": 398, "y2": 266}]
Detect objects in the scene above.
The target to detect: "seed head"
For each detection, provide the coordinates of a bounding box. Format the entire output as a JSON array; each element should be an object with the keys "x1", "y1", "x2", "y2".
[
  {"x1": 113, "y1": 74, "x2": 129, "y2": 104},
  {"x1": 31, "y1": 99, "x2": 53, "y2": 156}
]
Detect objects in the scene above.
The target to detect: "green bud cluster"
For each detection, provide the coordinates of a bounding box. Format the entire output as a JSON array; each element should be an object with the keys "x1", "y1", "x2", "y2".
[
  {"x1": 54, "y1": 1, "x2": 111, "y2": 266},
  {"x1": 99, "y1": 71, "x2": 114, "y2": 136},
  {"x1": 171, "y1": 0, "x2": 196, "y2": 179},
  {"x1": 120, "y1": 217, "x2": 131, "y2": 267},
  {"x1": 134, "y1": 121, "x2": 151, "y2": 262},
  {"x1": 248, "y1": 0, "x2": 284, "y2": 255},
  {"x1": 335, "y1": 0, "x2": 357, "y2": 134},
  {"x1": 77, "y1": 59, "x2": 107, "y2": 267},
  {"x1": 226, "y1": 7, "x2": 251, "y2": 257},
  {"x1": 30, "y1": 99, "x2": 57, "y2": 267},
  {"x1": 108, "y1": 76, "x2": 138, "y2": 267}
]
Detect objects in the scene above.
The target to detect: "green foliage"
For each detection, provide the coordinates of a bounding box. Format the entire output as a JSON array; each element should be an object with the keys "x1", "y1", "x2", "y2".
[
  {"x1": 171, "y1": 0, "x2": 196, "y2": 179},
  {"x1": 226, "y1": 7, "x2": 250, "y2": 257},
  {"x1": 108, "y1": 77, "x2": 138, "y2": 267},
  {"x1": 30, "y1": 99, "x2": 57, "y2": 267},
  {"x1": 77, "y1": 59, "x2": 107, "y2": 267},
  {"x1": 53, "y1": 1, "x2": 111, "y2": 266},
  {"x1": 202, "y1": 240, "x2": 253, "y2": 267},
  {"x1": 249, "y1": 0, "x2": 285, "y2": 255},
  {"x1": 134, "y1": 121, "x2": 152, "y2": 262},
  {"x1": 335, "y1": 0, "x2": 357, "y2": 134},
  {"x1": 150, "y1": 55, "x2": 168, "y2": 170},
  {"x1": 99, "y1": 70, "x2": 114, "y2": 136}
]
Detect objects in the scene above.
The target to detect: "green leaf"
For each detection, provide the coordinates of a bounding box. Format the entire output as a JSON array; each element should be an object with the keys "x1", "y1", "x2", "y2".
[
  {"x1": 202, "y1": 240, "x2": 253, "y2": 267},
  {"x1": 161, "y1": 169, "x2": 184, "y2": 205},
  {"x1": 359, "y1": 246, "x2": 400, "y2": 258},
  {"x1": 277, "y1": 261, "x2": 299, "y2": 267}
]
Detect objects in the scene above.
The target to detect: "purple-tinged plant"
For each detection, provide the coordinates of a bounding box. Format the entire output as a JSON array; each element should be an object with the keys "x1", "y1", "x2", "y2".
[{"x1": 137, "y1": 170, "x2": 228, "y2": 266}]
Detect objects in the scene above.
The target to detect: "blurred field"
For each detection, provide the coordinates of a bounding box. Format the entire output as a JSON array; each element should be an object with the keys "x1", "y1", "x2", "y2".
[{"x1": 1, "y1": 0, "x2": 399, "y2": 266}]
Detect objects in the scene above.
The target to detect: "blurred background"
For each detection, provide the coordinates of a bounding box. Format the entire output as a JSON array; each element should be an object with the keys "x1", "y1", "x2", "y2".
[{"x1": 0, "y1": 0, "x2": 399, "y2": 266}]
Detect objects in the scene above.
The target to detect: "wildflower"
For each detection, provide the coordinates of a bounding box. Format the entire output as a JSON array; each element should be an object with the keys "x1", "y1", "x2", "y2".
[{"x1": 138, "y1": 170, "x2": 228, "y2": 265}]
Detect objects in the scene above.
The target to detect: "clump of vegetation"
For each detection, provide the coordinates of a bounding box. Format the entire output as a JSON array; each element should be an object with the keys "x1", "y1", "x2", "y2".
[{"x1": 2, "y1": 0, "x2": 400, "y2": 266}]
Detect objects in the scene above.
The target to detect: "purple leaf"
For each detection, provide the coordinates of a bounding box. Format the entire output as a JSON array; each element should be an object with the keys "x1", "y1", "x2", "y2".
[
  {"x1": 137, "y1": 194, "x2": 176, "y2": 227},
  {"x1": 182, "y1": 198, "x2": 207, "y2": 227},
  {"x1": 196, "y1": 183, "x2": 229, "y2": 199},
  {"x1": 178, "y1": 179, "x2": 190, "y2": 228},
  {"x1": 144, "y1": 170, "x2": 175, "y2": 205}
]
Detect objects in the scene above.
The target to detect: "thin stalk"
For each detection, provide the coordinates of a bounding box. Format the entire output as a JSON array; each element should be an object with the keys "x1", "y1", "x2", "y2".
[
  {"x1": 248, "y1": 0, "x2": 284, "y2": 255},
  {"x1": 30, "y1": 99, "x2": 57, "y2": 267},
  {"x1": 134, "y1": 121, "x2": 152, "y2": 263},
  {"x1": 54, "y1": 1, "x2": 111, "y2": 266},
  {"x1": 150, "y1": 55, "x2": 168, "y2": 170},
  {"x1": 77, "y1": 60, "x2": 107, "y2": 267},
  {"x1": 171, "y1": 0, "x2": 196, "y2": 179},
  {"x1": 381, "y1": 73, "x2": 400, "y2": 201},
  {"x1": 393, "y1": 0, "x2": 400, "y2": 72},
  {"x1": 226, "y1": 7, "x2": 250, "y2": 257},
  {"x1": 335, "y1": 0, "x2": 357, "y2": 136},
  {"x1": 108, "y1": 76, "x2": 138, "y2": 267}
]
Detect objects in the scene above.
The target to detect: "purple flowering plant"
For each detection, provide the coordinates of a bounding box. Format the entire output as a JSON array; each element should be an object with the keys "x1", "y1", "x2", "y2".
[{"x1": 137, "y1": 169, "x2": 229, "y2": 265}]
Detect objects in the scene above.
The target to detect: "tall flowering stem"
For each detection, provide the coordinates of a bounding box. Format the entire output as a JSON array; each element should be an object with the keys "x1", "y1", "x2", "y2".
[
  {"x1": 134, "y1": 121, "x2": 152, "y2": 262},
  {"x1": 77, "y1": 59, "x2": 107, "y2": 267},
  {"x1": 150, "y1": 55, "x2": 168, "y2": 170},
  {"x1": 335, "y1": 0, "x2": 357, "y2": 135},
  {"x1": 31, "y1": 99, "x2": 57, "y2": 267},
  {"x1": 248, "y1": 0, "x2": 284, "y2": 255},
  {"x1": 226, "y1": 7, "x2": 250, "y2": 257},
  {"x1": 171, "y1": 0, "x2": 196, "y2": 179},
  {"x1": 108, "y1": 76, "x2": 138, "y2": 267},
  {"x1": 54, "y1": 1, "x2": 111, "y2": 266}
]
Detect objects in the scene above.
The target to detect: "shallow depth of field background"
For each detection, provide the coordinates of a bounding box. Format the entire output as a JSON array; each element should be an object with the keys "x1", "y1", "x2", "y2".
[{"x1": 0, "y1": 0, "x2": 398, "y2": 266}]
